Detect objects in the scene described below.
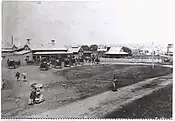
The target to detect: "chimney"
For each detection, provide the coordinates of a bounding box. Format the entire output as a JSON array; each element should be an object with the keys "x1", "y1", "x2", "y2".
[
  {"x1": 26, "y1": 39, "x2": 31, "y2": 44},
  {"x1": 51, "y1": 40, "x2": 55, "y2": 46},
  {"x1": 11, "y1": 36, "x2": 14, "y2": 45}
]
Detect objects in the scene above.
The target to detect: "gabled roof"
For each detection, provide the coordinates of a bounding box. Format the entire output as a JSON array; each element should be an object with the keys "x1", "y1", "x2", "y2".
[
  {"x1": 34, "y1": 51, "x2": 73, "y2": 55},
  {"x1": 2, "y1": 43, "x2": 17, "y2": 49},
  {"x1": 1, "y1": 49, "x2": 13, "y2": 52},
  {"x1": 105, "y1": 47, "x2": 128, "y2": 55},
  {"x1": 68, "y1": 46, "x2": 81, "y2": 53},
  {"x1": 97, "y1": 48, "x2": 107, "y2": 52},
  {"x1": 25, "y1": 43, "x2": 67, "y2": 51}
]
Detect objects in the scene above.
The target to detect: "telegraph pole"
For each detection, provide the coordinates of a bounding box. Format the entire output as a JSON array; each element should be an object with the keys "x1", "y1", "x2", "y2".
[
  {"x1": 11, "y1": 36, "x2": 14, "y2": 45},
  {"x1": 152, "y1": 42, "x2": 154, "y2": 68}
]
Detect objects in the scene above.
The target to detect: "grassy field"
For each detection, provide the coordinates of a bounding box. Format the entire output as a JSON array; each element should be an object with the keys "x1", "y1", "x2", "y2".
[
  {"x1": 105, "y1": 84, "x2": 172, "y2": 119},
  {"x1": 54, "y1": 64, "x2": 172, "y2": 99}
]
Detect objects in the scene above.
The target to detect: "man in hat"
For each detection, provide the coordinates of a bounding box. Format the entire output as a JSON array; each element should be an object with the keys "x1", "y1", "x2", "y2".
[
  {"x1": 112, "y1": 76, "x2": 118, "y2": 91},
  {"x1": 15, "y1": 71, "x2": 20, "y2": 81}
]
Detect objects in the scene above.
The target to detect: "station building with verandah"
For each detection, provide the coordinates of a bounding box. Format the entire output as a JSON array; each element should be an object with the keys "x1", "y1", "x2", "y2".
[
  {"x1": 68, "y1": 46, "x2": 84, "y2": 59},
  {"x1": 17, "y1": 39, "x2": 73, "y2": 61},
  {"x1": 105, "y1": 46, "x2": 129, "y2": 58},
  {"x1": 2, "y1": 39, "x2": 73, "y2": 66}
]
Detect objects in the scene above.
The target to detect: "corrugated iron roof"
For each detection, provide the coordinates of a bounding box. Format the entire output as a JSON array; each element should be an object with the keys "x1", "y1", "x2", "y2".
[
  {"x1": 25, "y1": 43, "x2": 67, "y2": 51},
  {"x1": 68, "y1": 47, "x2": 81, "y2": 53},
  {"x1": 97, "y1": 48, "x2": 107, "y2": 52},
  {"x1": 13, "y1": 50, "x2": 31, "y2": 55},
  {"x1": 105, "y1": 47, "x2": 128, "y2": 55},
  {"x1": 1, "y1": 49, "x2": 13, "y2": 52},
  {"x1": 34, "y1": 51, "x2": 73, "y2": 55}
]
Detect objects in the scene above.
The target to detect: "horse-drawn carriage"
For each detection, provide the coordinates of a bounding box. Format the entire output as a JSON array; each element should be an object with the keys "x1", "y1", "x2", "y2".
[
  {"x1": 26, "y1": 60, "x2": 35, "y2": 65},
  {"x1": 64, "y1": 58, "x2": 71, "y2": 67},
  {"x1": 71, "y1": 58, "x2": 76, "y2": 66},
  {"x1": 39, "y1": 62, "x2": 49, "y2": 71},
  {"x1": 7, "y1": 60, "x2": 18, "y2": 69},
  {"x1": 54, "y1": 59, "x2": 62, "y2": 69}
]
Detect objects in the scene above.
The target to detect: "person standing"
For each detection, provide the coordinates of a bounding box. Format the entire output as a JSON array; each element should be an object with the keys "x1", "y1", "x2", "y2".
[
  {"x1": 15, "y1": 71, "x2": 20, "y2": 81},
  {"x1": 22, "y1": 72, "x2": 27, "y2": 82},
  {"x1": 112, "y1": 76, "x2": 118, "y2": 91}
]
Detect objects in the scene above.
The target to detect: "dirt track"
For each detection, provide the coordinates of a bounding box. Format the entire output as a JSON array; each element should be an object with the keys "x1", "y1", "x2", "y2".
[
  {"x1": 1, "y1": 64, "x2": 172, "y2": 118},
  {"x1": 27, "y1": 74, "x2": 172, "y2": 118}
]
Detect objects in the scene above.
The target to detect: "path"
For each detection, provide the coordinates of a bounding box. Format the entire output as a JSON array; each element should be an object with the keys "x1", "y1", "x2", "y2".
[
  {"x1": 24, "y1": 74, "x2": 172, "y2": 118},
  {"x1": 100, "y1": 62, "x2": 173, "y2": 68}
]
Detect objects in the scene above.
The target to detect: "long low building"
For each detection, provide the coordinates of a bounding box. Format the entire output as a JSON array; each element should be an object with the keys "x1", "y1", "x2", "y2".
[
  {"x1": 34, "y1": 51, "x2": 73, "y2": 55},
  {"x1": 105, "y1": 46, "x2": 129, "y2": 58}
]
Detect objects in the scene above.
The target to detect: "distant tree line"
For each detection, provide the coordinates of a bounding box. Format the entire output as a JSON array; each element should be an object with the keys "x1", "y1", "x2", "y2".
[{"x1": 81, "y1": 44, "x2": 98, "y2": 51}]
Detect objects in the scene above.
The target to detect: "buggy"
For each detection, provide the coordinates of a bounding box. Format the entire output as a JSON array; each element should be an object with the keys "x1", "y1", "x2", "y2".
[
  {"x1": 54, "y1": 59, "x2": 62, "y2": 69},
  {"x1": 40, "y1": 62, "x2": 49, "y2": 71},
  {"x1": 7, "y1": 60, "x2": 17, "y2": 69},
  {"x1": 64, "y1": 58, "x2": 71, "y2": 67}
]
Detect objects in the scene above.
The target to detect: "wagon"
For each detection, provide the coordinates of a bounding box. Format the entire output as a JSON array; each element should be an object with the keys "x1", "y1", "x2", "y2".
[
  {"x1": 64, "y1": 59, "x2": 71, "y2": 67},
  {"x1": 54, "y1": 60, "x2": 62, "y2": 69},
  {"x1": 7, "y1": 60, "x2": 17, "y2": 69},
  {"x1": 40, "y1": 62, "x2": 49, "y2": 71}
]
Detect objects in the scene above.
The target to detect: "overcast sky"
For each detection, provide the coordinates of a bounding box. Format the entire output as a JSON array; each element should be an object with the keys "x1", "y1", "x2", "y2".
[{"x1": 2, "y1": 0, "x2": 175, "y2": 47}]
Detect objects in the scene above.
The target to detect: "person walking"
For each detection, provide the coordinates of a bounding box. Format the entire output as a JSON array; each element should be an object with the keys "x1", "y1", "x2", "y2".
[
  {"x1": 15, "y1": 71, "x2": 20, "y2": 81},
  {"x1": 22, "y1": 72, "x2": 27, "y2": 82},
  {"x1": 112, "y1": 76, "x2": 118, "y2": 91},
  {"x1": 28, "y1": 87, "x2": 37, "y2": 105}
]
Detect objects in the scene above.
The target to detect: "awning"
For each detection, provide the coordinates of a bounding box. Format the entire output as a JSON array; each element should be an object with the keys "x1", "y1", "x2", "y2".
[
  {"x1": 13, "y1": 50, "x2": 31, "y2": 55},
  {"x1": 34, "y1": 51, "x2": 73, "y2": 55},
  {"x1": 105, "y1": 52, "x2": 129, "y2": 55},
  {"x1": 2, "y1": 49, "x2": 13, "y2": 52}
]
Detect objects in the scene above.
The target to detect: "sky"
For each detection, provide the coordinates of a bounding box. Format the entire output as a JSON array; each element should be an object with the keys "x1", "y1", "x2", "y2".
[{"x1": 2, "y1": 0, "x2": 175, "y2": 47}]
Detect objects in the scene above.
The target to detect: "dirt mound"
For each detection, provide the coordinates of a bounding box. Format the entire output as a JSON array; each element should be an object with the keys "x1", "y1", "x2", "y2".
[{"x1": 105, "y1": 85, "x2": 172, "y2": 119}]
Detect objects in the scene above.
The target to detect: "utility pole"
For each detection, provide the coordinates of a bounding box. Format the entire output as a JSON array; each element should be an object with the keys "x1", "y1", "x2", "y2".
[
  {"x1": 11, "y1": 36, "x2": 14, "y2": 45},
  {"x1": 152, "y1": 42, "x2": 154, "y2": 68}
]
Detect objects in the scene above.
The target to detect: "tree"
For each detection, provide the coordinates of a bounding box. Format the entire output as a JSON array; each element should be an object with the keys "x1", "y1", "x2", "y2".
[
  {"x1": 122, "y1": 46, "x2": 132, "y2": 56},
  {"x1": 90, "y1": 44, "x2": 98, "y2": 51},
  {"x1": 81, "y1": 45, "x2": 90, "y2": 51}
]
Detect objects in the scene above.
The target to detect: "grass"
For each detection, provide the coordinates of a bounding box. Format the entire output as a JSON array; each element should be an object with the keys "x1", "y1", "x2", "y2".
[
  {"x1": 55, "y1": 64, "x2": 172, "y2": 100},
  {"x1": 1, "y1": 64, "x2": 172, "y2": 118}
]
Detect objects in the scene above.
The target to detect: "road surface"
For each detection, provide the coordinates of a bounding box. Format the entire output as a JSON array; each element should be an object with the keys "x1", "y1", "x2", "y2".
[{"x1": 24, "y1": 74, "x2": 172, "y2": 118}]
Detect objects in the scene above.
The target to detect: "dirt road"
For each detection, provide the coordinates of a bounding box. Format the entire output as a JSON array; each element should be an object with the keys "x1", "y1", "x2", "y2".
[
  {"x1": 1, "y1": 64, "x2": 172, "y2": 118},
  {"x1": 26, "y1": 74, "x2": 172, "y2": 118}
]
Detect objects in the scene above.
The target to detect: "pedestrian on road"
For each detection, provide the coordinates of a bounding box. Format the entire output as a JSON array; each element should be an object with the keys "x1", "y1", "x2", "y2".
[
  {"x1": 112, "y1": 76, "x2": 118, "y2": 91},
  {"x1": 22, "y1": 72, "x2": 27, "y2": 82},
  {"x1": 28, "y1": 87, "x2": 36, "y2": 105},
  {"x1": 15, "y1": 71, "x2": 20, "y2": 81}
]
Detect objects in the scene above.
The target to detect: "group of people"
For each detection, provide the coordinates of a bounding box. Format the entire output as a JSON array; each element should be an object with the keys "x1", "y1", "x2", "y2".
[
  {"x1": 15, "y1": 71, "x2": 27, "y2": 82},
  {"x1": 7, "y1": 58, "x2": 21, "y2": 68}
]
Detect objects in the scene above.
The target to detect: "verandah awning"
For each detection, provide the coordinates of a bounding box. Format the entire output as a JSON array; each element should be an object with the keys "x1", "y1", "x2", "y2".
[{"x1": 33, "y1": 51, "x2": 73, "y2": 55}]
